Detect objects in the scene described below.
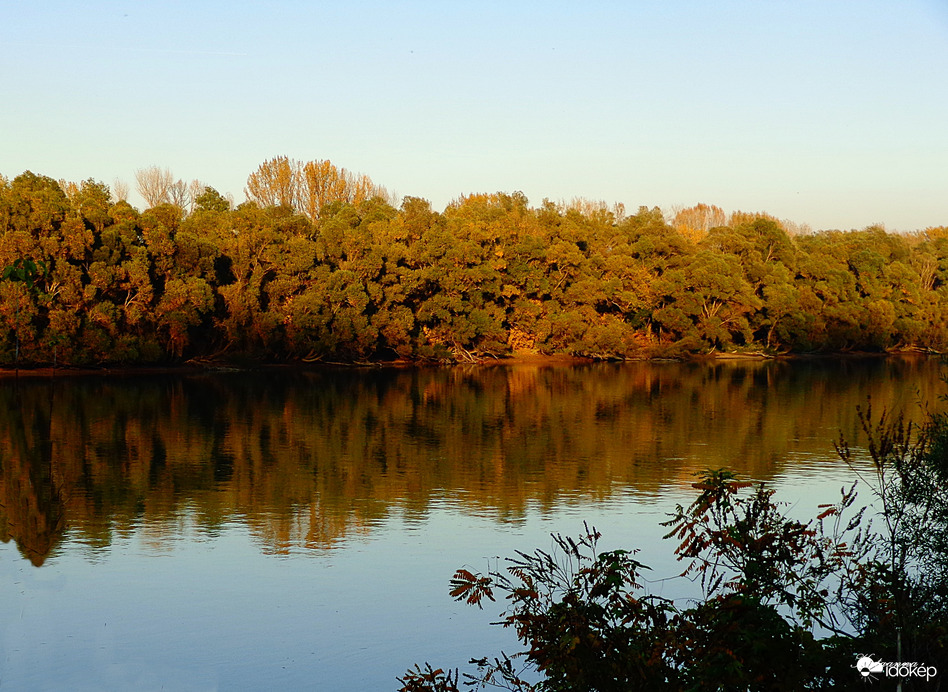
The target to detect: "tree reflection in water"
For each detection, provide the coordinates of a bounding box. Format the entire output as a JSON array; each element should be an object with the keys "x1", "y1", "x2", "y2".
[{"x1": 1, "y1": 357, "x2": 943, "y2": 566}]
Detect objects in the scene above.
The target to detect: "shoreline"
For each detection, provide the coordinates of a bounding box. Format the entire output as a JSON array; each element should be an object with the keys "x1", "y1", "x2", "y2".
[{"x1": 0, "y1": 348, "x2": 939, "y2": 380}]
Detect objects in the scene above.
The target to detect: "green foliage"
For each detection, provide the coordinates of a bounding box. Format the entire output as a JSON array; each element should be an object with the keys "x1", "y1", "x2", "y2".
[
  {"x1": 194, "y1": 186, "x2": 231, "y2": 213},
  {"x1": 2, "y1": 164, "x2": 948, "y2": 366},
  {"x1": 2, "y1": 257, "x2": 47, "y2": 288}
]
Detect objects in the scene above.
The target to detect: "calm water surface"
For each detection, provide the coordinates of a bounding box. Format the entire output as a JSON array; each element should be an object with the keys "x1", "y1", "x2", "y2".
[{"x1": 1, "y1": 358, "x2": 944, "y2": 690}]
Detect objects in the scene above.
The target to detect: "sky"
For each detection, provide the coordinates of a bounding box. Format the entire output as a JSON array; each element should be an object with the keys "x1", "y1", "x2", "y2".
[{"x1": 2, "y1": 0, "x2": 947, "y2": 232}]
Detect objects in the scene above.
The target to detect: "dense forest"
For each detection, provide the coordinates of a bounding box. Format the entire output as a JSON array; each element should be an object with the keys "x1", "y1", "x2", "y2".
[{"x1": 1, "y1": 158, "x2": 947, "y2": 367}]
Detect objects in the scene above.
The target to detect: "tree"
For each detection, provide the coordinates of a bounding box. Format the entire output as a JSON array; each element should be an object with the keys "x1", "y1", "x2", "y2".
[
  {"x1": 1, "y1": 257, "x2": 47, "y2": 367},
  {"x1": 4, "y1": 171, "x2": 71, "y2": 238},
  {"x1": 300, "y1": 158, "x2": 390, "y2": 220},
  {"x1": 135, "y1": 166, "x2": 175, "y2": 208},
  {"x1": 193, "y1": 186, "x2": 232, "y2": 214},
  {"x1": 652, "y1": 251, "x2": 761, "y2": 352},
  {"x1": 155, "y1": 276, "x2": 214, "y2": 357},
  {"x1": 112, "y1": 178, "x2": 130, "y2": 202},
  {"x1": 672, "y1": 203, "x2": 726, "y2": 242},
  {"x1": 168, "y1": 178, "x2": 191, "y2": 210},
  {"x1": 245, "y1": 156, "x2": 301, "y2": 210},
  {"x1": 245, "y1": 156, "x2": 392, "y2": 221}
]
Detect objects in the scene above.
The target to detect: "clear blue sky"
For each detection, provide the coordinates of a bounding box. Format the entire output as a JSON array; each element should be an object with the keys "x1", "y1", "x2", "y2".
[{"x1": 2, "y1": 0, "x2": 947, "y2": 231}]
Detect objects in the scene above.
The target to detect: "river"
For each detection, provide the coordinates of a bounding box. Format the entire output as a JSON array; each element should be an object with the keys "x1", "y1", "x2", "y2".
[{"x1": 0, "y1": 357, "x2": 943, "y2": 690}]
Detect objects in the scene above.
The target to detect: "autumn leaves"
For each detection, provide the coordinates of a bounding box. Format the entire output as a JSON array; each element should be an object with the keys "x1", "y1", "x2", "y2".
[{"x1": 1, "y1": 165, "x2": 947, "y2": 367}]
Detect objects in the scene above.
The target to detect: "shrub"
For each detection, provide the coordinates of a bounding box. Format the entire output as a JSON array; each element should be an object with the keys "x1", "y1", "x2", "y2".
[{"x1": 400, "y1": 405, "x2": 948, "y2": 691}]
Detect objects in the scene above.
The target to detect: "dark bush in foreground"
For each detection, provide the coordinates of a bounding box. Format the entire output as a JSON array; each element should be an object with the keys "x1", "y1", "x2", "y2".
[{"x1": 400, "y1": 405, "x2": 948, "y2": 691}]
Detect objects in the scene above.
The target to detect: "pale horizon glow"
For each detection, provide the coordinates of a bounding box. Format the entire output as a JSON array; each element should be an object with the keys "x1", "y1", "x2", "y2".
[{"x1": 2, "y1": 1, "x2": 947, "y2": 232}]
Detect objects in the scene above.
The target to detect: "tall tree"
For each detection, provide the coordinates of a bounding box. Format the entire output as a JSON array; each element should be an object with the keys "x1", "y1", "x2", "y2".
[
  {"x1": 111, "y1": 178, "x2": 130, "y2": 202},
  {"x1": 135, "y1": 166, "x2": 174, "y2": 208},
  {"x1": 244, "y1": 156, "x2": 300, "y2": 210},
  {"x1": 246, "y1": 156, "x2": 391, "y2": 221},
  {"x1": 672, "y1": 203, "x2": 726, "y2": 241},
  {"x1": 168, "y1": 179, "x2": 190, "y2": 210}
]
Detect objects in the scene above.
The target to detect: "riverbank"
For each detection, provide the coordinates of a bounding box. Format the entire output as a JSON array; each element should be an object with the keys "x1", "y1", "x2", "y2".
[{"x1": 0, "y1": 347, "x2": 939, "y2": 380}]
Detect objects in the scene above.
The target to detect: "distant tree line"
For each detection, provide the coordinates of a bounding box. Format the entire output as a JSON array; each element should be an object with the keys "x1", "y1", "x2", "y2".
[{"x1": 1, "y1": 161, "x2": 947, "y2": 366}]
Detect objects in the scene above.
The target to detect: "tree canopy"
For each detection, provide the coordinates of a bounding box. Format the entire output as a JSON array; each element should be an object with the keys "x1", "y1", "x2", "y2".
[{"x1": 1, "y1": 164, "x2": 947, "y2": 367}]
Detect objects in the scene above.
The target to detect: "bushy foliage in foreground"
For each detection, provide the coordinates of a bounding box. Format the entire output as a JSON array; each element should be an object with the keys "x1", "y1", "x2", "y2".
[{"x1": 400, "y1": 406, "x2": 948, "y2": 691}]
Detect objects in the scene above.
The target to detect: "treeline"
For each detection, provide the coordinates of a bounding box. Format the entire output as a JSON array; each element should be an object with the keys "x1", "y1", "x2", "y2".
[{"x1": 1, "y1": 162, "x2": 947, "y2": 366}]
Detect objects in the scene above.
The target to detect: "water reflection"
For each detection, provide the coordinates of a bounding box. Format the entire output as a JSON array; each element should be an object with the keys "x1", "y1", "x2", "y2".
[{"x1": 1, "y1": 357, "x2": 943, "y2": 565}]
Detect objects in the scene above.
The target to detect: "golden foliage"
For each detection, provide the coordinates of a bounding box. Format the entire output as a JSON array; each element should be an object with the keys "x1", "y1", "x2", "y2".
[
  {"x1": 925, "y1": 226, "x2": 948, "y2": 241},
  {"x1": 507, "y1": 327, "x2": 537, "y2": 352},
  {"x1": 244, "y1": 155, "x2": 300, "y2": 210},
  {"x1": 672, "y1": 203, "x2": 726, "y2": 241},
  {"x1": 246, "y1": 156, "x2": 390, "y2": 220},
  {"x1": 728, "y1": 210, "x2": 779, "y2": 228}
]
